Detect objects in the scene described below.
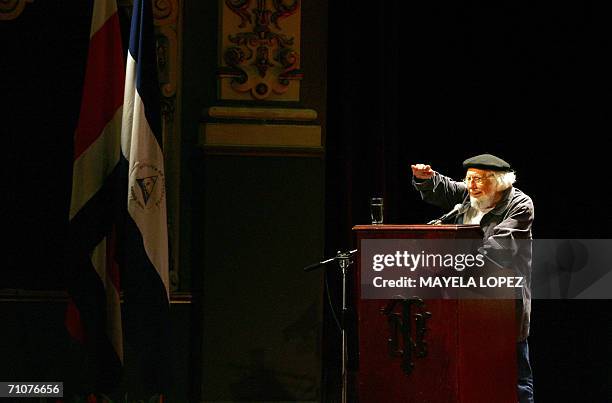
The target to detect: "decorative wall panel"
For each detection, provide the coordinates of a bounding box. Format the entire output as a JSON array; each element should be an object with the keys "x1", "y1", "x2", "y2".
[{"x1": 219, "y1": 0, "x2": 302, "y2": 101}]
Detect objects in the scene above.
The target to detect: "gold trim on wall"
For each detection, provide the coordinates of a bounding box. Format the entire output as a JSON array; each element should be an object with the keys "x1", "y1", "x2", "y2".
[
  {"x1": 202, "y1": 122, "x2": 321, "y2": 148},
  {"x1": 207, "y1": 106, "x2": 317, "y2": 121}
]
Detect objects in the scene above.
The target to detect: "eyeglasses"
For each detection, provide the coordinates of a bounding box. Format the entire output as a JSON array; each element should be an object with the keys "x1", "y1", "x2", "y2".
[{"x1": 463, "y1": 174, "x2": 494, "y2": 185}]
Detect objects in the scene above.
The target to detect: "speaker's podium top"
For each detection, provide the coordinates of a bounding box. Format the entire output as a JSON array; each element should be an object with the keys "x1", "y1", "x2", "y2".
[{"x1": 353, "y1": 224, "x2": 483, "y2": 239}]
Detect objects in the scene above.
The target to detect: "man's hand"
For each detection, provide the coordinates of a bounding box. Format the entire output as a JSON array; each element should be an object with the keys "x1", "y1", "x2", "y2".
[{"x1": 411, "y1": 164, "x2": 435, "y2": 180}]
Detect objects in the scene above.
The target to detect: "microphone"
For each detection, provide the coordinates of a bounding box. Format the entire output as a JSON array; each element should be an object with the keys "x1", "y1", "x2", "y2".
[
  {"x1": 427, "y1": 203, "x2": 463, "y2": 225},
  {"x1": 303, "y1": 249, "x2": 358, "y2": 272},
  {"x1": 303, "y1": 257, "x2": 336, "y2": 272}
]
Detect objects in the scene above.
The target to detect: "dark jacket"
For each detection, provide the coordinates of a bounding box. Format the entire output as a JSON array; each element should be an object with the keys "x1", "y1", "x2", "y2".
[{"x1": 413, "y1": 172, "x2": 534, "y2": 341}]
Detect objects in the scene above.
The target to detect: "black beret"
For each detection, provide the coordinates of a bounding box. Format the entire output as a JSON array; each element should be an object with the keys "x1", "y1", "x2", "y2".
[{"x1": 462, "y1": 153, "x2": 512, "y2": 171}]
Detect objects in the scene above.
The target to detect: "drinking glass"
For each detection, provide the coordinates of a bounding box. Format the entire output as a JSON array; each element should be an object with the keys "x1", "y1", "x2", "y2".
[{"x1": 370, "y1": 197, "x2": 384, "y2": 224}]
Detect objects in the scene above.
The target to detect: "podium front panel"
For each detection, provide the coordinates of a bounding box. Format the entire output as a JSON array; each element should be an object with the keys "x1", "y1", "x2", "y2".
[{"x1": 352, "y1": 225, "x2": 516, "y2": 403}]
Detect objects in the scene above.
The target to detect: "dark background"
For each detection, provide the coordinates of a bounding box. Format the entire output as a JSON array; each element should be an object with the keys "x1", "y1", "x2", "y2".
[
  {"x1": 3, "y1": 0, "x2": 612, "y2": 401},
  {"x1": 4, "y1": 2, "x2": 92, "y2": 289},
  {"x1": 324, "y1": 1, "x2": 612, "y2": 402}
]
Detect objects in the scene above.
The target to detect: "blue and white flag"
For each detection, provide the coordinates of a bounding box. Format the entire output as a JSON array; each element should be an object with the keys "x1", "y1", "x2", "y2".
[{"x1": 120, "y1": 0, "x2": 170, "y2": 395}]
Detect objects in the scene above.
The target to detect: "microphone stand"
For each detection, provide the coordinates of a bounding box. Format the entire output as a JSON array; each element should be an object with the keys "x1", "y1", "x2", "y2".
[{"x1": 304, "y1": 249, "x2": 357, "y2": 403}]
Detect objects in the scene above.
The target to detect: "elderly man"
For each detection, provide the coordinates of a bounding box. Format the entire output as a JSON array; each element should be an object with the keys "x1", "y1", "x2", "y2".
[{"x1": 411, "y1": 153, "x2": 535, "y2": 403}]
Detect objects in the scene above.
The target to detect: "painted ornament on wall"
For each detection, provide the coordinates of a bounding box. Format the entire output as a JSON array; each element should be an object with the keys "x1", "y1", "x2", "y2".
[{"x1": 219, "y1": 0, "x2": 302, "y2": 101}]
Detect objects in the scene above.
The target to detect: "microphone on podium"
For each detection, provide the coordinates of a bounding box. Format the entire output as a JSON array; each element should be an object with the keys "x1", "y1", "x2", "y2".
[{"x1": 427, "y1": 203, "x2": 463, "y2": 225}]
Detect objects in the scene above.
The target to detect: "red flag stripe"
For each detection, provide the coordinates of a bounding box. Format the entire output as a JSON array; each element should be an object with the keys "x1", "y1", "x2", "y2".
[
  {"x1": 67, "y1": 0, "x2": 125, "y2": 377},
  {"x1": 74, "y1": 12, "x2": 124, "y2": 160},
  {"x1": 70, "y1": 110, "x2": 122, "y2": 220},
  {"x1": 65, "y1": 298, "x2": 86, "y2": 343}
]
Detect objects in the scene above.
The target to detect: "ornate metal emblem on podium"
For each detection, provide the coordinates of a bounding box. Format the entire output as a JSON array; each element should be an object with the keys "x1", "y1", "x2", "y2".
[{"x1": 382, "y1": 297, "x2": 432, "y2": 375}]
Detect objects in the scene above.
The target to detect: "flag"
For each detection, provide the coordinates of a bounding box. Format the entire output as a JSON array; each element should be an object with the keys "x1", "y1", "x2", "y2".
[
  {"x1": 67, "y1": 0, "x2": 170, "y2": 396},
  {"x1": 119, "y1": 0, "x2": 171, "y2": 395},
  {"x1": 67, "y1": 0, "x2": 125, "y2": 393}
]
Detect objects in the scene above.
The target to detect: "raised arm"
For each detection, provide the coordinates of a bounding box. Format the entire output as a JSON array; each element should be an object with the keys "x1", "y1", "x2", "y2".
[{"x1": 411, "y1": 164, "x2": 468, "y2": 211}]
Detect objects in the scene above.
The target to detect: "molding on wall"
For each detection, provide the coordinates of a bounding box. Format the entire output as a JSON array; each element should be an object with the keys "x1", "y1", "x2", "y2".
[
  {"x1": 207, "y1": 106, "x2": 317, "y2": 121},
  {"x1": 0, "y1": 289, "x2": 194, "y2": 304},
  {"x1": 200, "y1": 146, "x2": 323, "y2": 158},
  {"x1": 201, "y1": 122, "x2": 321, "y2": 150},
  {"x1": 201, "y1": 104, "x2": 323, "y2": 157}
]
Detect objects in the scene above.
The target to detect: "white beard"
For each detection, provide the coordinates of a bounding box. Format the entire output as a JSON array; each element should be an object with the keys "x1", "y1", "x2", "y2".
[{"x1": 470, "y1": 194, "x2": 495, "y2": 211}]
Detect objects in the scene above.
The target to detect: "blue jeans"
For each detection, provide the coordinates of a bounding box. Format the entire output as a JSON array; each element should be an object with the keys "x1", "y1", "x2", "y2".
[{"x1": 517, "y1": 340, "x2": 534, "y2": 403}]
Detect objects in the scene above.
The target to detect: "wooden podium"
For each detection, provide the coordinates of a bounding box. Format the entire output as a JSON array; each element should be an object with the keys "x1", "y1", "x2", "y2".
[{"x1": 351, "y1": 225, "x2": 517, "y2": 403}]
